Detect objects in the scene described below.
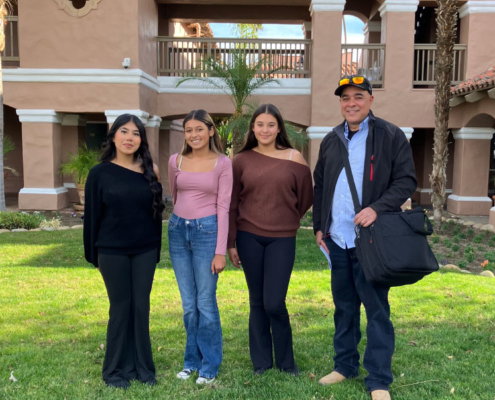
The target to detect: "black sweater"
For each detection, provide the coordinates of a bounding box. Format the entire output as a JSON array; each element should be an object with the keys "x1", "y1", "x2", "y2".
[
  {"x1": 313, "y1": 111, "x2": 417, "y2": 236},
  {"x1": 83, "y1": 162, "x2": 162, "y2": 268}
]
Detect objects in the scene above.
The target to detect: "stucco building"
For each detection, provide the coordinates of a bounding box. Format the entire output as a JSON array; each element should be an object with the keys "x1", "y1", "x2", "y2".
[{"x1": 2, "y1": 0, "x2": 495, "y2": 219}]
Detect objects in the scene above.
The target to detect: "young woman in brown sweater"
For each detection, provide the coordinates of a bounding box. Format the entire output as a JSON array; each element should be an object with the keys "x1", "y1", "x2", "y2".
[{"x1": 227, "y1": 104, "x2": 313, "y2": 376}]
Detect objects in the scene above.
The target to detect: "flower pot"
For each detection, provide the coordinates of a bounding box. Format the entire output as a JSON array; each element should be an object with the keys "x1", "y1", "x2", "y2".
[
  {"x1": 73, "y1": 203, "x2": 85, "y2": 211},
  {"x1": 76, "y1": 183, "x2": 85, "y2": 206}
]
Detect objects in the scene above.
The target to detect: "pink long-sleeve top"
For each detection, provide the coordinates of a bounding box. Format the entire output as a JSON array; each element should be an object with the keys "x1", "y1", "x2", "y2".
[{"x1": 168, "y1": 153, "x2": 233, "y2": 255}]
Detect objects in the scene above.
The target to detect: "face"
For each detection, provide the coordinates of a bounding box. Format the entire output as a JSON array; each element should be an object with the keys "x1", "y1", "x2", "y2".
[
  {"x1": 340, "y1": 86, "x2": 374, "y2": 130},
  {"x1": 112, "y1": 121, "x2": 141, "y2": 156},
  {"x1": 253, "y1": 113, "x2": 280, "y2": 147},
  {"x1": 184, "y1": 119, "x2": 213, "y2": 151}
]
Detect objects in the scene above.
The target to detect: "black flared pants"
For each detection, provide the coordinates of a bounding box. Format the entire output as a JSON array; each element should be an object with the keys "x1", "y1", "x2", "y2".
[{"x1": 98, "y1": 248, "x2": 157, "y2": 385}]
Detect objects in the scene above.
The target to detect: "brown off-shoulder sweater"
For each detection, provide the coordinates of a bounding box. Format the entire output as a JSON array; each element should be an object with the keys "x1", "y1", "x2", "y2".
[{"x1": 227, "y1": 150, "x2": 313, "y2": 248}]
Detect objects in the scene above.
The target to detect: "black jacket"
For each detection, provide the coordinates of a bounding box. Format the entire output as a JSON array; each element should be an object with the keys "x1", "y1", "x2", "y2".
[{"x1": 313, "y1": 111, "x2": 417, "y2": 235}]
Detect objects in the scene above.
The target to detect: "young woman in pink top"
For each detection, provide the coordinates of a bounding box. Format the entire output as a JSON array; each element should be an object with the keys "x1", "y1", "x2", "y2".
[{"x1": 167, "y1": 109, "x2": 233, "y2": 385}]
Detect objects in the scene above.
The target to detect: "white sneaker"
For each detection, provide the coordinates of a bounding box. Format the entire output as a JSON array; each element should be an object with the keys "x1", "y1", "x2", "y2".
[
  {"x1": 196, "y1": 376, "x2": 215, "y2": 385},
  {"x1": 176, "y1": 369, "x2": 193, "y2": 380}
]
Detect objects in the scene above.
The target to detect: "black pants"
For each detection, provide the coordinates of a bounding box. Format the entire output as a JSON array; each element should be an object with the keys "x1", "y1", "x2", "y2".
[
  {"x1": 98, "y1": 248, "x2": 157, "y2": 385},
  {"x1": 236, "y1": 230, "x2": 296, "y2": 371},
  {"x1": 326, "y1": 238, "x2": 394, "y2": 392}
]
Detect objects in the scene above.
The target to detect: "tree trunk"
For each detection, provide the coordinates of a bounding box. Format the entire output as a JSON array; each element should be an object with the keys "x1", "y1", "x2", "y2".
[
  {"x1": 231, "y1": 110, "x2": 244, "y2": 155},
  {"x1": 429, "y1": 0, "x2": 457, "y2": 230},
  {"x1": 0, "y1": 0, "x2": 6, "y2": 212}
]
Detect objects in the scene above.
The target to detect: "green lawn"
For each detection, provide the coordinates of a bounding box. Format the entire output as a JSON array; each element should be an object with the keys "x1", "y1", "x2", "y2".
[{"x1": 0, "y1": 228, "x2": 494, "y2": 399}]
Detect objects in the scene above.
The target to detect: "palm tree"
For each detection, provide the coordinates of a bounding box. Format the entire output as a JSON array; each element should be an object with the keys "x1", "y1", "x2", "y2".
[
  {"x1": 175, "y1": 51, "x2": 284, "y2": 154},
  {"x1": 0, "y1": 0, "x2": 13, "y2": 212},
  {"x1": 429, "y1": 0, "x2": 458, "y2": 229}
]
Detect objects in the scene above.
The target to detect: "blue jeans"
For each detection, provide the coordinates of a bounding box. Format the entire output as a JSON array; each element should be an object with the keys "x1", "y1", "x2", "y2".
[
  {"x1": 326, "y1": 237, "x2": 394, "y2": 392},
  {"x1": 168, "y1": 213, "x2": 222, "y2": 379}
]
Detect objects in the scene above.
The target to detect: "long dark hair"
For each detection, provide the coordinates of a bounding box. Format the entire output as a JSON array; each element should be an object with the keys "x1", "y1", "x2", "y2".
[
  {"x1": 240, "y1": 103, "x2": 293, "y2": 153},
  {"x1": 182, "y1": 110, "x2": 223, "y2": 154},
  {"x1": 101, "y1": 113, "x2": 165, "y2": 218}
]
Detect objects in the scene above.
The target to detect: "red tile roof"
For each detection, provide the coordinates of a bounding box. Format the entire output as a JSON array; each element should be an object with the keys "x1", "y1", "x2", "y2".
[{"x1": 451, "y1": 66, "x2": 495, "y2": 96}]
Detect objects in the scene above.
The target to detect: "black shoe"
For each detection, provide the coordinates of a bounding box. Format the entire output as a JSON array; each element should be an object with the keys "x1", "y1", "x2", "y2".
[
  {"x1": 253, "y1": 367, "x2": 269, "y2": 376},
  {"x1": 282, "y1": 364, "x2": 299, "y2": 377},
  {"x1": 106, "y1": 379, "x2": 130, "y2": 389},
  {"x1": 142, "y1": 379, "x2": 156, "y2": 386}
]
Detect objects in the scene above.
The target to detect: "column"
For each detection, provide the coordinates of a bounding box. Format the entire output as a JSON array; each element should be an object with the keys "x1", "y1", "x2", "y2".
[
  {"x1": 459, "y1": 2, "x2": 495, "y2": 79},
  {"x1": 104, "y1": 110, "x2": 150, "y2": 129},
  {"x1": 447, "y1": 127, "x2": 493, "y2": 215},
  {"x1": 302, "y1": 21, "x2": 312, "y2": 40},
  {"x1": 363, "y1": 21, "x2": 381, "y2": 44},
  {"x1": 61, "y1": 115, "x2": 87, "y2": 204},
  {"x1": 308, "y1": 0, "x2": 346, "y2": 172},
  {"x1": 16, "y1": 110, "x2": 69, "y2": 211},
  {"x1": 145, "y1": 115, "x2": 162, "y2": 165},
  {"x1": 379, "y1": 0, "x2": 418, "y2": 91}
]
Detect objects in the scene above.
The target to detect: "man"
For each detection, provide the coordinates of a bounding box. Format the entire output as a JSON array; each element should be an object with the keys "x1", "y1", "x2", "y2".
[{"x1": 313, "y1": 76, "x2": 416, "y2": 400}]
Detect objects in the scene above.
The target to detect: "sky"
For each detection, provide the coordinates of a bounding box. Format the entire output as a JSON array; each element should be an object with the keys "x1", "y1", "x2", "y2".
[{"x1": 210, "y1": 15, "x2": 365, "y2": 44}]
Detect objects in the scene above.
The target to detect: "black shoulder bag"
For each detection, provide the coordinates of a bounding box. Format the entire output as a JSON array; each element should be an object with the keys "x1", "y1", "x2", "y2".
[{"x1": 339, "y1": 140, "x2": 439, "y2": 287}]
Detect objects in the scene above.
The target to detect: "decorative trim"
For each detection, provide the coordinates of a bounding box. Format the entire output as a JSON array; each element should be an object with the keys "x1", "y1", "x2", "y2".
[
  {"x1": 309, "y1": 0, "x2": 346, "y2": 15},
  {"x1": 54, "y1": 0, "x2": 102, "y2": 18},
  {"x1": 16, "y1": 109, "x2": 63, "y2": 124},
  {"x1": 62, "y1": 115, "x2": 87, "y2": 127},
  {"x1": 159, "y1": 121, "x2": 172, "y2": 130},
  {"x1": 363, "y1": 21, "x2": 381, "y2": 36},
  {"x1": 400, "y1": 127, "x2": 414, "y2": 140},
  {"x1": 416, "y1": 188, "x2": 453, "y2": 194},
  {"x1": 302, "y1": 22, "x2": 312, "y2": 33},
  {"x1": 105, "y1": 110, "x2": 150, "y2": 124},
  {"x1": 378, "y1": 0, "x2": 419, "y2": 17},
  {"x1": 159, "y1": 77, "x2": 311, "y2": 95},
  {"x1": 3, "y1": 68, "x2": 161, "y2": 92},
  {"x1": 146, "y1": 116, "x2": 163, "y2": 128},
  {"x1": 171, "y1": 121, "x2": 184, "y2": 132},
  {"x1": 459, "y1": 1, "x2": 495, "y2": 19},
  {"x1": 20, "y1": 187, "x2": 69, "y2": 195},
  {"x1": 307, "y1": 126, "x2": 334, "y2": 139},
  {"x1": 448, "y1": 194, "x2": 492, "y2": 203},
  {"x1": 452, "y1": 127, "x2": 494, "y2": 140},
  {"x1": 63, "y1": 183, "x2": 76, "y2": 189}
]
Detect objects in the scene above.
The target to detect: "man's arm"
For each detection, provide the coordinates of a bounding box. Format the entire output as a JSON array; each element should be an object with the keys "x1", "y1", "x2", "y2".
[{"x1": 368, "y1": 129, "x2": 417, "y2": 215}]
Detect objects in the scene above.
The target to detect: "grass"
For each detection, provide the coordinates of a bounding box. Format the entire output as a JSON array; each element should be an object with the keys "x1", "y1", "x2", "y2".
[{"x1": 1, "y1": 228, "x2": 495, "y2": 399}]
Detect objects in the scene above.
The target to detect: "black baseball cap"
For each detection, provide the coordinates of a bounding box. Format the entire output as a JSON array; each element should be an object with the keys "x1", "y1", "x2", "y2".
[{"x1": 334, "y1": 75, "x2": 373, "y2": 96}]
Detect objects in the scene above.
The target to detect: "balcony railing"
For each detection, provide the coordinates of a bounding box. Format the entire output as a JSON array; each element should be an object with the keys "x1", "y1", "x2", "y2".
[
  {"x1": 1, "y1": 16, "x2": 19, "y2": 65},
  {"x1": 341, "y1": 44, "x2": 385, "y2": 88},
  {"x1": 413, "y1": 44, "x2": 467, "y2": 87},
  {"x1": 157, "y1": 37, "x2": 312, "y2": 78}
]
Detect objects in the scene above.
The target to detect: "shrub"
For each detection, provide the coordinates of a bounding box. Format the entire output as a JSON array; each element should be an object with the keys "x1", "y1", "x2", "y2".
[
  {"x1": 452, "y1": 235, "x2": 460, "y2": 244},
  {"x1": 452, "y1": 225, "x2": 461, "y2": 235},
  {"x1": 483, "y1": 251, "x2": 495, "y2": 263},
  {"x1": 451, "y1": 244, "x2": 459, "y2": 252},
  {"x1": 459, "y1": 233, "x2": 467, "y2": 239},
  {"x1": 473, "y1": 235, "x2": 484, "y2": 244},
  {"x1": 441, "y1": 223, "x2": 449, "y2": 231},
  {"x1": 464, "y1": 246, "x2": 475, "y2": 263},
  {"x1": 443, "y1": 239, "x2": 452, "y2": 248},
  {"x1": 0, "y1": 211, "x2": 46, "y2": 230},
  {"x1": 458, "y1": 260, "x2": 467, "y2": 269},
  {"x1": 467, "y1": 228, "x2": 474, "y2": 236},
  {"x1": 430, "y1": 236, "x2": 440, "y2": 244},
  {"x1": 39, "y1": 218, "x2": 62, "y2": 230}
]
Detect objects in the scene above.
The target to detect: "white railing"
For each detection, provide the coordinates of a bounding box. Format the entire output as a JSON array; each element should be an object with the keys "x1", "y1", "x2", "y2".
[
  {"x1": 157, "y1": 37, "x2": 312, "y2": 78},
  {"x1": 341, "y1": 44, "x2": 385, "y2": 88},
  {"x1": 1, "y1": 16, "x2": 19, "y2": 63},
  {"x1": 413, "y1": 44, "x2": 467, "y2": 86}
]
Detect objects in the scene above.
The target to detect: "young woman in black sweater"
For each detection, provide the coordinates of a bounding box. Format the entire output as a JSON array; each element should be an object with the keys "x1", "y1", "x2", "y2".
[{"x1": 84, "y1": 114, "x2": 164, "y2": 389}]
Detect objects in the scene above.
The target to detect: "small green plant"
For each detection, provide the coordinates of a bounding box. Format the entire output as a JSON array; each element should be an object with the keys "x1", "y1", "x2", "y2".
[
  {"x1": 60, "y1": 144, "x2": 100, "y2": 186},
  {"x1": 39, "y1": 218, "x2": 62, "y2": 230},
  {"x1": 458, "y1": 260, "x2": 467, "y2": 269},
  {"x1": 431, "y1": 236, "x2": 440, "y2": 244},
  {"x1": 459, "y1": 232, "x2": 467, "y2": 239},
  {"x1": 443, "y1": 239, "x2": 452, "y2": 248},
  {"x1": 473, "y1": 235, "x2": 484, "y2": 244},
  {"x1": 464, "y1": 245, "x2": 475, "y2": 263},
  {"x1": 483, "y1": 251, "x2": 495, "y2": 263},
  {"x1": 441, "y1": 223, "x2": 449, "y2": 231},
  {"x1": 452, "y1": 225, "x2": 461, "y2": 235},
  {"x1": 0, "y1": 211, "x2": 46, "y2": 230},
  {"x1": 467, "y1": 228, "x2": 475, "y2": 237},
  {"x1": 451, "y1": 244, "x2": 459, "y2": 252},
  {"x1": 452, "y1": 235, "x2": 460, "y2": 244}
]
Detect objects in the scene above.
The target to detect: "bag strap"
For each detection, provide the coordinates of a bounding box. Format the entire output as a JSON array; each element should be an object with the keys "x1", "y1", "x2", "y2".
[
  {"x1": 399, "y1": 210, "x2": 434, "y2": 236},
  {"x1": 339, "y1": 140, "x2": 362, "y2": 215}
]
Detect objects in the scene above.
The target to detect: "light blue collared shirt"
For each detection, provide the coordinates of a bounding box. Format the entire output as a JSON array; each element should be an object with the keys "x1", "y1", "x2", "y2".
[{"x1": 329, "y1": 117, "x2": 369, "y2": 249}]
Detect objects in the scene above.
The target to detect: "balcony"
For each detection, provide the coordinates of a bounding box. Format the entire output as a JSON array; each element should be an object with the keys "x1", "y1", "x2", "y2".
[
  {"x1": 157, "y1": 36, "x2": 312, "y2": 78},
  {"x1": 1, "y1": 16, "x2": 19, "y2": 67},
  {"x1": 413, "y1": 44, "x2": 467, "y2": 87},
  {"x1": 341, "y1": 44, "x2": 385, "y2": 88}
]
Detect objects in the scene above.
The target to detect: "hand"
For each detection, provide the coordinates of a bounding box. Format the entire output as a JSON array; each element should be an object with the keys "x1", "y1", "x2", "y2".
[
  {"x1": 227, "y1": 248, "x2": 242, "y2": 269},
  {"x1": 211, "y1": 254, "x2": 226, "y2": 274},
  {"x1": 354, "y1": 207, "x2": 377, "y2": 227},
  {"x1": 316, "y1": 231, "x2": 329, "y2": 254}
]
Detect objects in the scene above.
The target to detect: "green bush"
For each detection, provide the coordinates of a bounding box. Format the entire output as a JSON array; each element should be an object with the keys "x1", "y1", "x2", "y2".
[
  {"x1": 451, "y1": 244, "x2": 459, "y2": 252},
  {"x1": 441, "y1": 223, "x2": 449, "y2": 231},
  {"x1": 459, "y1": 232, "x2": 467, "y2": 239},
  {"x1": 464, "y1": 245, "x2": 475, "y2": 263},
  {"x1": 467, "y1": 228, "x2": 475, "y2": 236},
  {"x1": 443, "y1": 239, "x2": 452, "y2": 248},
  {"x1": 452, "y1": 225, "x2": 461, "y2": 235},
  {"x1": 458, "y1": 260, "x2": 467, "y2": 269},
  {"x1": 430, "y1": 236, "x2": 440, "y2": 244},
  {"x1": 0, "y1": 211, "x2": 46, "y2": 230},
  {"x1": 483, "y1": 251, "x2": 495, "y2": 263},
  {"x1": 452, "y1": 235, "x2": 460, "y2": 244},
  {"x1": 473, "y1": 235, "x2": 484, "y2": 244}
]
